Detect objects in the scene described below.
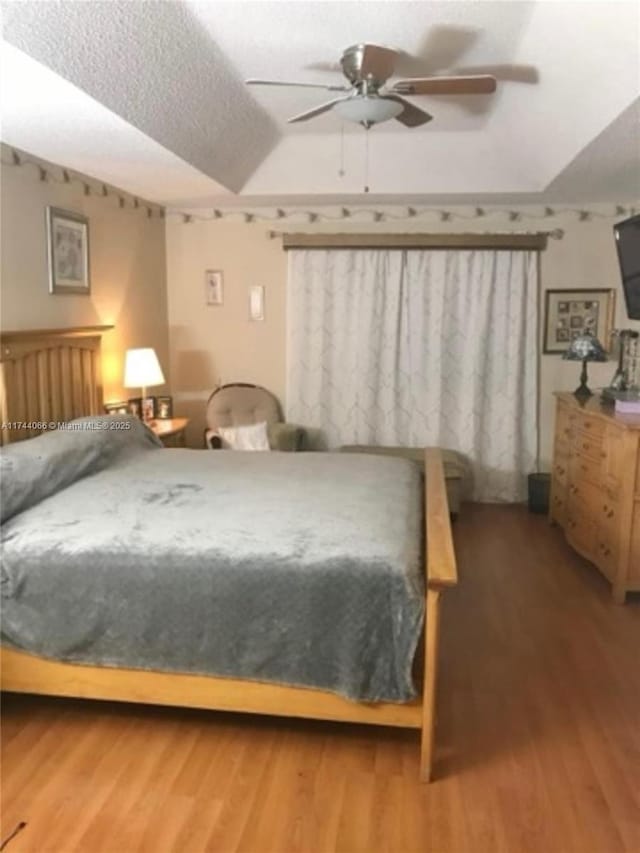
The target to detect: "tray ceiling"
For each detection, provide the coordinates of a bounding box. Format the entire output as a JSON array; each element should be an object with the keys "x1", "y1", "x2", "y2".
[{"x1": 1, "y1": 0, "x2": 638, "y2": 206}]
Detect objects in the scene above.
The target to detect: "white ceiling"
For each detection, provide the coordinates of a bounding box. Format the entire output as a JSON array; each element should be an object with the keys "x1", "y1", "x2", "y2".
[{"x1": 1, "y1": 0, "x2": 639, "y2": 207}]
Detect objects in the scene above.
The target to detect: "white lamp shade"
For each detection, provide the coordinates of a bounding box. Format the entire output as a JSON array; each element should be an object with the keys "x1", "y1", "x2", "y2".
[
  {"x1": 124, "y1": 348, "x2": 165, "y2": 389},
  {"x1": 334, "y1": 96, "x2": 403, "y2": 125}
]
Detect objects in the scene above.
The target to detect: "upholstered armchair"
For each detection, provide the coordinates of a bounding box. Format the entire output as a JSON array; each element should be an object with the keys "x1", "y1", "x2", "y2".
[{"x1": 204, "y1": 383, "x2": 306, "y2": 451}]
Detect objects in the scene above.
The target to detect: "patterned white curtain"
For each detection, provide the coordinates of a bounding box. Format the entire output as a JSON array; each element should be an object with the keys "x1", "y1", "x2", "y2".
[{"x1": 286, "y1": 248, "x2": 538, "y2": 502}]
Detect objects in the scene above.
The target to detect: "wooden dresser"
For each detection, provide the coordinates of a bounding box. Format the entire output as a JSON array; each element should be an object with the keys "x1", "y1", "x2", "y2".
[{"x1": 550, "y1": 393, "x2": 640, "y2": 602}]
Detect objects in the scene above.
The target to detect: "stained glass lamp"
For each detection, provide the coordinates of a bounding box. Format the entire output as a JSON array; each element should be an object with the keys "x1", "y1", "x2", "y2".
[{"x1": 563, "y1": 331, "x2": 608, "y2": 399}]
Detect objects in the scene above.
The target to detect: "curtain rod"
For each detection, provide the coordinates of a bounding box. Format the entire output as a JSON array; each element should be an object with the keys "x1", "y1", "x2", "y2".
[{"x1": 269, "y1": 232, "x2": 550, "y2": 250}]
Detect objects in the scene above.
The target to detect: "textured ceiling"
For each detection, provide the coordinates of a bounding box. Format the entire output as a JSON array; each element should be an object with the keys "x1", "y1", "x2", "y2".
[
  {"x1": 1, "y1": 0, "x2": 279, "y2": 193},
  {"x1": 1, "y1": 0, "x2": 639, "y2": 206},
  {"x1": 0, "y1": 43, "x2": 228, "y2": 204}
]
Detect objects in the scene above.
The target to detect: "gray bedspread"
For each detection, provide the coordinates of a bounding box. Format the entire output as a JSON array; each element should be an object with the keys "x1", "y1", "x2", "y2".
[{"x1": 1, "y1": 417, "x2": 424, "y2": 702}]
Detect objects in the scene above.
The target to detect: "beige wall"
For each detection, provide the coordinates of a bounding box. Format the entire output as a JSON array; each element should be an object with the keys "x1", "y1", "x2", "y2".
[
  {"x1": 1, "y1": 149, "x2": 169, "y2": 403},
  {"x1": 167, "y1": 208, "x2": 640, "y2": 463}
]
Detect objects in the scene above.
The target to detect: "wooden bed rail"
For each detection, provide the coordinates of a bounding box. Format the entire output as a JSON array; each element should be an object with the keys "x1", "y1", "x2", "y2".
[
  {"x1": 424, "y1": 448, "x2": 458, "y2": 589},
  {"x1": 421, "y1": 448, "x2": 458, "y2": 780}
]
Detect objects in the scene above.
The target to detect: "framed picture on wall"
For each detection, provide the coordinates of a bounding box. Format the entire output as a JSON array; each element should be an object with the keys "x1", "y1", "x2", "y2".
[
  {"x1": 543, "y1": 289, "x2": 615, "y2": 354},
  {"x1": 205, "y1": 270, "x2": 224, "y2": 305},
  {"x1": 47, "y1": 207, "x2": 90, "y2": 294}
]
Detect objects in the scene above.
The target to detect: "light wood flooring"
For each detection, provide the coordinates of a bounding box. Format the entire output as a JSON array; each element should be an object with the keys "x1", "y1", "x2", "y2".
[{"x1": 1, "y1": 504, "x2": 639, "y2": 853}]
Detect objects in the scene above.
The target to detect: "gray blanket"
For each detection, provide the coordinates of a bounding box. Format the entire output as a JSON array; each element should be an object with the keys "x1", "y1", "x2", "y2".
[{"x1": 1, "y1": 418, "x2": 424, "y2": 702}]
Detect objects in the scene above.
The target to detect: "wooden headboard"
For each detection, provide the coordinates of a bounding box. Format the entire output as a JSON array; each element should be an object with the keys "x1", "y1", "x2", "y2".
[{"x1": 0, "y1": 325, "x2": 113, "y2": 444}]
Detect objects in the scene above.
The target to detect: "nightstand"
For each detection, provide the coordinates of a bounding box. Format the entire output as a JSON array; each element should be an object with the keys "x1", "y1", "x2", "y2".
[{"x1": 149, "y1": 417, "x2": 189, "y2": 448}]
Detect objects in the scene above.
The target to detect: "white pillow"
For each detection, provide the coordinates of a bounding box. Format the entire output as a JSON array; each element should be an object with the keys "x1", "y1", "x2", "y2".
[{"x1": 216, "y1": 421, "x2": 271, "y2": 451}]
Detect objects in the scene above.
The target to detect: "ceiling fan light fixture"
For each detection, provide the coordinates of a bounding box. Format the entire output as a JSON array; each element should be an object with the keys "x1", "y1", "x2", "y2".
[{"x1": 334, "y1": 96, "x2": 403, "y2": 127}]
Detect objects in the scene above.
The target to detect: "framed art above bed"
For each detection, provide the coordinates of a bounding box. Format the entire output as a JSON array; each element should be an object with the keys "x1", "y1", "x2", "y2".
[{"x1": 47, "y1": 207, "x2": 91, "y2": 295}]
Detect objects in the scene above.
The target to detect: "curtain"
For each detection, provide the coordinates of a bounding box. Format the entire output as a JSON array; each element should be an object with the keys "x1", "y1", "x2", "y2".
[{"x1": 286, "y1": 248, "x2": 538, "y2": 502}]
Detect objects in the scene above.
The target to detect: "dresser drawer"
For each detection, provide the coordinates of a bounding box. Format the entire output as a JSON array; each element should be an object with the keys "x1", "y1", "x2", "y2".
[
  {"x1": 555, "y1": 405, "x2": 574, "y2": 453},
  {"x1": 574, "y1": 413, "x2": 605, "y2": 439},
  {"x1": 598, "y1": 496, "x2": 619, "y2": 537},
  {"x1": 574, "y1": 430, "x2": 603, "y2": 462},
  {"x1": 566, "y1": 511, "x2": 596, "y2": 560},
  {"x1": 552, "y1": 458, "x2": 569, "y2": 487},
  {"x1": 594, "y1": 531, "x2": 619, "y2": 582},
  {"x1": 550, "y1": 489, "x2": 566, "y2": 526},
  {"x1": 571, "y1": 453, "x2": 603, "y2": 488}
]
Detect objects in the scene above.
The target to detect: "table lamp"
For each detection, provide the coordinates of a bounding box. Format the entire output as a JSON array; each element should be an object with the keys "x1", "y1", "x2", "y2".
[
  {"x1": 562, "y1": 331, "x2": 607, "y2": 399},
  {"x1": 123, "y1": 348, "x2": 165, "y2": 420}
]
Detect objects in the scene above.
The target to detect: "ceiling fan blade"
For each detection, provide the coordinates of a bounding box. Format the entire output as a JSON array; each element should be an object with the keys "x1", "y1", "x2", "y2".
[
  {"x1": 384, "y1": 96, "x2": 433, "y2": 128},
  {"x1": 287, "y1": 96, "x2": 350, "y2": 123},
  {"x1": 359, "y1": 44, "x2": 398, "y2": 80},
  {"x1": 391, "y1": 75, "x2": 497, "y2": 96},
  {"x1": 245, "y1": 78, "x2": 349, "y2": 92},
  {"x1": 304, "y1": 61, "x2": 343, "y2": 73},
  {"x1": 395, "y1": 26, "x2": 479, "y2": 77},
  {"x1": 454, "y1": 64, "x2": 539, "y2": 84}
]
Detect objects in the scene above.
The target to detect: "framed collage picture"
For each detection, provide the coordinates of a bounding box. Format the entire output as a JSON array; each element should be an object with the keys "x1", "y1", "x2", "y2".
[{"x1": 543, "y1": 289, "x2": 615, "y2": 354}]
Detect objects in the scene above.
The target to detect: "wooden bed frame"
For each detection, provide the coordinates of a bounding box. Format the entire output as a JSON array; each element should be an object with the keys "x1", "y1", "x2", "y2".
[{"x1": 0, "y1": 327, "x2": 457, "y2": 782}]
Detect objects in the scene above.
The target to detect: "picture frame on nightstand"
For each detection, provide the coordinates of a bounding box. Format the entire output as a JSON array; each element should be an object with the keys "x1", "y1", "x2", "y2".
[
  {"x1": 156, "y1": 396, "x2": 173, "y2": 419},
  {"x1": 141, "y1": 397, "x2": 156, "y2": 422},
  {"x1": 104, "y1": 401, "x2": 129, "y2": 415},
  {"x1": 127, "y1": 397, "x2": 142, "y2": 418}
]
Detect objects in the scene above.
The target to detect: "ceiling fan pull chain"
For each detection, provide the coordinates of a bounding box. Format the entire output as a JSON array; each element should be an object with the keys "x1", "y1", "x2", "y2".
[{"x1": 364, "y1": 127, "x2": 370, "y2": 193}]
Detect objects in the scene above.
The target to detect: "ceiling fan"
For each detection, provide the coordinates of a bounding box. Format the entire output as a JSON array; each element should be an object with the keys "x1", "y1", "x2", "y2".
[{"x1": 246, "y1": 43, "x2": 497, "y2": 129}]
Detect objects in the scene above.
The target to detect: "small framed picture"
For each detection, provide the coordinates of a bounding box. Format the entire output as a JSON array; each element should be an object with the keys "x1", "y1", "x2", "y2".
[
  {"x1": 156, "y1": 396, "x2": 173, "y2": 419},
  {"x1": 141, "y1": 396, "x2": 156, "y2": 422},
  {"x1": 104, "y1": 401, "x2": 129, "y2": 415},
  {"x1": 47, "y1": 206, "x2": 90, "y2": 294},
  {"x1": 543, "y1": 289, "x2": 615, "y2": 354},
  {"x1": 205, "y1": 270, "x2": 224, "y2": 306},
  {"x1": 128, "y1": 397, "x2": 142, "y2": 418},
  {"x1": 249, "y1": 285, "x2": 265, "y2": 321}
]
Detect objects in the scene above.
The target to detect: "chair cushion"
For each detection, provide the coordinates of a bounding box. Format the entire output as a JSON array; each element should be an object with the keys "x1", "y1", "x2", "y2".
[
  {"x1": 217, "y1": 421, "x2": 270, "y2": 451},
  {"x1": 206, "y1": 384, "x2": 282, "y2": 431},
  {"x1": 267, "y1": 422, "x2": 304, "y2": 452},
  {"x1": 205, "y1": 423, "x2": 303, "y2": 452}
]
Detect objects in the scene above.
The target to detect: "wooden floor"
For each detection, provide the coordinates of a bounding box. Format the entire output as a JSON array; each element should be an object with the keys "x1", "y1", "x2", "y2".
[{"x1": 1, "y1": 504, "x2": 639, "y2": 853}]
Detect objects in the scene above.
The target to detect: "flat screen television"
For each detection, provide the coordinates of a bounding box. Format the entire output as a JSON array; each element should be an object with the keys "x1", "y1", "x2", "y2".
[{"x1": 614, "y1": 213, "x2": 640, "y2": 320}]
